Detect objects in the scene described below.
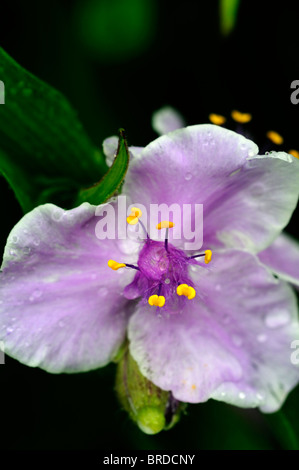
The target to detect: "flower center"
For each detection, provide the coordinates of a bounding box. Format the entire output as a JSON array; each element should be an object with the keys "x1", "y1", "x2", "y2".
[{"x1": 108, "y1": 209, "x2": 212, "y2": 313}]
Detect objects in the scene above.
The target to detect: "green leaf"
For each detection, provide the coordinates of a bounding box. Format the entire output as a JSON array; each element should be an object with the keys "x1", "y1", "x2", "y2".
[
  {"x1": 75, "y1": 128, "x2": 129, "y2": 206},
  {"x1": 0, "y1": 47, "x2": 107, "y2": 212}
]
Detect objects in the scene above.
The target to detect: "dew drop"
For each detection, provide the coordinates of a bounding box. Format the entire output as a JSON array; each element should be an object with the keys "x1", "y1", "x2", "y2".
[
  {"x1": 33, "y1": 238, "x2": 40, "y2": 246},
  {"x1": 232, "y1": 334, "x2": 243, "y2": 347},
  {"x1": 11, "y1": 235, "x2": 19, "y2": 244},
  {"x1": 256, "y1": 393, "x2": 264, "y2": 401},
  {"x1": 251, "y1": 182, "x2": 265, "y2": 197},
  {"x1": 52, "y1": 209, "x2": 64, "y2": 221},
  {"x1": 248, "y1": 148, "x2": 256, "y2": 157},
  {"x1": 257, "y1": 333, "x2": 267, "y2": 343},
  {"x1": 29, "y1": 290, "x2": 42, "y2": 301},
  {"x1": 9, "y1": 249, "x2": 17, "y2": 256},
  {"x1": 164, "y1": 278, "x2": 170, "y2": 284},
  {"x1": 239, "y1": 392, "x2": 246, "y2": 400},
  {"x1": 98, "y1": 287, "x2": 108, "y2": 297},
  {"x1": 265, "y1": 310, "x2": 290, "y2": 328},
  {"x1": 185, "y1": 172, "x2": 192, "y2": 181},
  {"x1": 221, "y1": 391, "x2": 226, "y2": 397},
  {"x1": 6, "y1": 327, "x2": 13, "y2": 334}
]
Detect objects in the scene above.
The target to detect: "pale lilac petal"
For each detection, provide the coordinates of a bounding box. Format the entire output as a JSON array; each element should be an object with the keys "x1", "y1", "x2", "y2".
[
  {"x1": 258, "y1": 232, "x2": 299, "y2": 287},
  {"x1": 122, "y1": 126, "x2": 299, "y2": 252},
  {"x1": 152, "y1": 106, "x2": 185, "y2": 135},
  {"x1": 0, "y1": 203, "x2": 136, "y2": 373},
  {"x1": 128, "y1": 250, "x2": 299, "y2": 412},
  {"x1": 102, "y1": 135, "x2": 143, "y2": 167}
]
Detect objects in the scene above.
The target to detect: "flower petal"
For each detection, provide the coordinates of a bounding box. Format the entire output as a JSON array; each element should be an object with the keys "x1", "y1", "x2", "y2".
[
  {"x1": 152, "y1": 106, "x2": 185, "y2": 135},
  {"x1": 128, "y1": 250, "x2": 299, "y2": 412},
  {"x1": 258, "y1": 232, "x2": 299, "y2": 287},
  {"x1": 0, "y1": 203, "x2": 136, "y2": 373},
  {"x1": 122, "y1": 126, "x2": 299, "y2": 252}
]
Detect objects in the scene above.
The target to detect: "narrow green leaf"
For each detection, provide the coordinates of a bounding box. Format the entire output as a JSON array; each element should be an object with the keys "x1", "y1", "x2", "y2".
[
  {"x1": 75, "y1": 129, "x2": 129, "y2": 206},
  {"x1": 0, "y1": 47, "x2": 107, "y2": 212},
  {"x1": 219, "y1": 0, "x2": 241, "y2": 36}
]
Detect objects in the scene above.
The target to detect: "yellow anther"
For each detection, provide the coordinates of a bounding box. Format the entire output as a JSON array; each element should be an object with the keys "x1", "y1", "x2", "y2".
[
  {"x1": 266, "y1": 130, "x2": 284, "y2": 145},
  {"x1": 176, "y1": 284, "x2": 196, "y2": 300},
  {"x1": 108, "y1": 259, "x2": 126, "y2": 271},
  {"x1": 231, "y1": 110, "x2": 252, "y2": 124},
  {"x1": 127, "y1": 207, "x2": 142, "y2": 225},
  {"x1": 148, "y1": 295, "x2": 166, "y2": 307},
  {"x1": 156, "y1": 221, "x2": 175, "y2": 230},
  {"x1": 209, "y1": 113, "x2": 226, "y2": 125},
  {"x1": 204, "y1": 249, "x2": 212, "y2": 264},
  {"x1": 289, "y1": 149, "x2": 299, "y2": 159}
]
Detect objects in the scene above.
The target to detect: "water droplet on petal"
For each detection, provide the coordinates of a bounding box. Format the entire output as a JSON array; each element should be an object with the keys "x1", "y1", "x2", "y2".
[
  {"x1": 184, "y1": 172, "x2": 192, "y2": 181},
  {"x1": 257, "y1": 333, "x2": 267, "y2": 343},
  {"x1": 33, "y1": 238, "x2": 40, "y2": 246},
  {"x1": 11, "y1": 235, "x2": 19, "y2": 244},
  {"x1": 239, "y1": 392, "x2": 246, "y2": 399},
  {"x1": 52, "y1": 209, "x2": 64, "y2": 221},
  {"x1": 248, "y1": 149, "x2": 256, "y2": 157},
  {"x1": 98, "y1": 287, "x2": 108, "y2": 297},
  {"x1": 221, "y1": 391, "x2": 226, "y2": 397},
  {"x1": 232, "y1": 334, "x2": 243, "y2": 347},
  {"x1": 256, "y1": 393, "x2": 264, "y2": 401},
  {"x1": 265, "y1": 310, "x2": 290, "y2": 328},
  {"x1": 29, "y1": 290, "x2": 42, "y2": 301},
  {"x1": 190, "y1": 265, "x2": 198, "y2": 273},
  {"x1": 164, "y1": 278, "x2": 170, "y2": 284},
  {"x1": 251, "y1": 182, "x2": 265, "y2": 197},
  {"x1": 6, "y1": 327, "x2": 14, "y2": 334}
]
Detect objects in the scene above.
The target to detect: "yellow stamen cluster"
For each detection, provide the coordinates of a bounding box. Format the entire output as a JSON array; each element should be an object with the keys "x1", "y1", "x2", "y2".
[
  {"x1": 156, "y1": 221, "x2": 175, "y2": 230},
  {"x1": 204, "y1": 249, "x2": 212, "y2": 264},
  {"x1": 231, "y1": 110, "x2": 252, "y2": 124},
  {"x1": 127, "y1": 207, "x2": 143, "y2": 225},
  {"x1": 209, "y1": 113, "x2": 226, "y2": 125},
  {"x1": 266, "y1": 130, "x2": 283, "y2": 145},
  {"x1": 108, "y1": 259, "x2": 126, "y2": 271},
  {"x1": 176, "y1": 284, "x2": 196, "y2": 300},
  {"x1": 148, "y1": 295, "x2": 166, "y2": 307}
]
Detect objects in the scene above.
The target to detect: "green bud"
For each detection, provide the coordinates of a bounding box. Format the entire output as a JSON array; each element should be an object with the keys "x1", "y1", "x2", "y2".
[{"x1": 115, "y1": 347, "x2": 186, "y2": 434}]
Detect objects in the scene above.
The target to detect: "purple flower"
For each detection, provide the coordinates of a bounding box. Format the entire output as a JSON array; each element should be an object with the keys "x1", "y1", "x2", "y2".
[{"x1": 1, "y1": 123, "x2": 299, "y2": 414}]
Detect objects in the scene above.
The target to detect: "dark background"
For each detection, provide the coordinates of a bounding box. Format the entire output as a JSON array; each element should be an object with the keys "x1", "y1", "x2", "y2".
[{"x1": 0, "y1": 0, "x2": 299, "y2": 450}]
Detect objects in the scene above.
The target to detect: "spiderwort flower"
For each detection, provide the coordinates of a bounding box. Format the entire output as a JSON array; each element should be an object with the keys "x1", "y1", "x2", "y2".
[{"x1": 1, "y1": 124, "x2": 299, "y2": 419}]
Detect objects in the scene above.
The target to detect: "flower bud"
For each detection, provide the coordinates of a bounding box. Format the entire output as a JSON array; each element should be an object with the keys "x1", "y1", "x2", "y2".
[{"x1": 115, "y1": 348, "x2": 185, "y2": 434}]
